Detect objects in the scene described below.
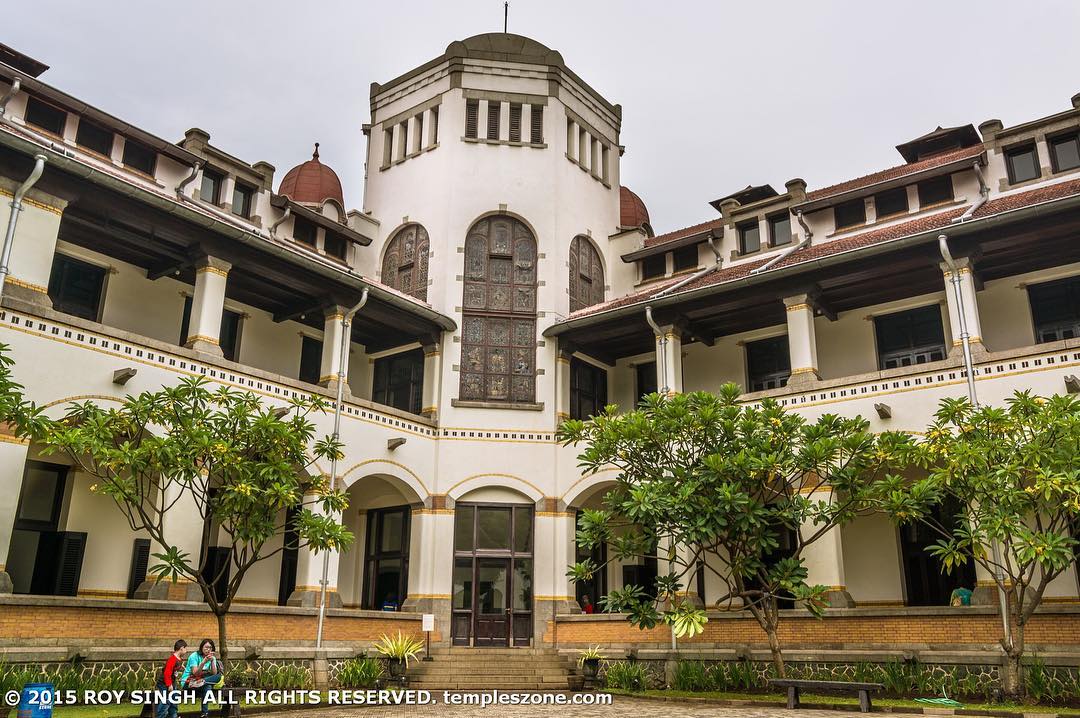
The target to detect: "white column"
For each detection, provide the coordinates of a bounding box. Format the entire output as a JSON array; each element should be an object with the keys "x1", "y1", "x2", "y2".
[
  {"x1": 566, "y1": 120, "x2": 577, "y2": 160},
  {"x1": 535, "y1": 502, "x2": 579, "y2": 644},
  {"x1": 288, "y1": 495, "x2": 343, "y2": 608},
  {"x1": 521, "y1": 104, "x2": 533, "y2": 144},
  {"x1": 784, "y1": 294, "x2": 820, "y2": 385},
  {"x1": 402, "y1": 499, "x2": 454, "y2": 644},
  {"x1": 555, "y1": 347, "x2": 572, "y2": 424},
  {"x1": 421, "y1": 338, "x2": 442, "y2": 420},
  {"x1": 655, "y1": 326, "x2": 684, "y2": 395},
  {"x1": 0, "y1": 436, "x2": 30, "y2": 593},
  {"x1": 799, "y1": 488, "x2": 854, "y2": 608},
  {"x1": 184, "y1": 255, "x2": 231, "y2": 356},
  {"x1": 319, "y1": 305, "x2": 347, "y2": 390},
  {"x1": 0, "y1": 179, "x2": 67, "y2": 308},
  {"x1": 940, "y1": 257, "x2": 985, "y2": 356}
]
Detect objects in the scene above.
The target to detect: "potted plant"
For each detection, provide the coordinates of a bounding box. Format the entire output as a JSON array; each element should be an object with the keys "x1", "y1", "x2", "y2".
[
  {"x1": 577, "y1": 646, "x2": 603, "y2": 688},
  {"x1": 373, "y1": 632, "x2": 425, "y2": 681}
]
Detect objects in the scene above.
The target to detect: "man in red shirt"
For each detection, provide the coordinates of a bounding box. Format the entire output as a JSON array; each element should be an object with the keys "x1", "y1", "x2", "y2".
[{"x1": 156, "y1": 640, "x2": 188, "y2": 718}]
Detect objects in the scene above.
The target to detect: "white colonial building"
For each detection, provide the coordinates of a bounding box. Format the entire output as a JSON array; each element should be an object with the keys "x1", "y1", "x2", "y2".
[{"x1": 1, "y1": 33, "x2": 1079, "y2": 651}]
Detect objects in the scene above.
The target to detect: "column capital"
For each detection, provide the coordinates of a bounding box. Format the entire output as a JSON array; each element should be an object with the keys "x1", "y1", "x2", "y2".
[
  {"x1": 783, "y1": 292, "x2": 815, "y2": 309},
  {"x1": 322, "y1": 305, "x2": 349, "y2": 323},
  {"x1": 195, "y1": 255, "x2": 232, "y2": 276}
]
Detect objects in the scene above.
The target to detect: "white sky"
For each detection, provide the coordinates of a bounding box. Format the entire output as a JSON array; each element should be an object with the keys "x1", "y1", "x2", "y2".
[{"x1": 8, "y1": 0, "x2": 1080, "y2": 234}]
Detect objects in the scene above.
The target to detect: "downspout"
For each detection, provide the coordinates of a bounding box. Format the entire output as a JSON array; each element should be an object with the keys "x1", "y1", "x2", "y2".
[
  {"x1": 952, "y1": 161, "x2": 989, "y2": 223},
  {"x1": 269, "y1": 206, "x2": 291, "y2": 238},
  {"x1": 938, "y1": 234, "x2": 1012, "y2": 657},
  {"x1": 175, "y1": 160, "x2": 203, "y2": 199},
  {"x1": 652, "y1": 229, "x2": 722, "y2": 299},
  {"x1": 315, "y1": 288, "x2": 368, "y2": 650},
  {"x1": 644, "y1": 305, "x2": 668, "y2": 395},
  {"x1": 750, "y1": 210, "x2": 812, "y2": 275},
  {"x1": 0, "y1": 78, "x2": 20, "y2": 116},
  {"x1": 0, "y1": 153, "x2": 47, "y2": 301}
]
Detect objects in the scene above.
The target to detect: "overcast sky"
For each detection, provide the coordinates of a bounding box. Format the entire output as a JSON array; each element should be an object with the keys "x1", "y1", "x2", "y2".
[{"x1": 8, "y1": 1, "x2": 1080, "y2": 234}]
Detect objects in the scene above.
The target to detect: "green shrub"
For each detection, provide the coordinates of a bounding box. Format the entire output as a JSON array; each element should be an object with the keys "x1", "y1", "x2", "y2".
[
  {"x1": 336, "y1": 658, "x2": 384, "y2": 689},
  {"x1": 250, "y1": 663, "x2": 310, "y2": 690},
  {"x1": 672, "y1": 661, "x2": 709, "y2": 692},
  {"x1": 604, "y1": 661, "x2": 648, "y2": 692}
]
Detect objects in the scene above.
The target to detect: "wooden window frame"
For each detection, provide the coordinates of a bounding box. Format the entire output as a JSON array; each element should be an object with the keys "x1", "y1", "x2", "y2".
[
  {"x1": 381, "y1": 224, "x2": 430, "y2": 301},
  {"x1": 569, "y1": 235, "x2": 605, "y2": 312}
]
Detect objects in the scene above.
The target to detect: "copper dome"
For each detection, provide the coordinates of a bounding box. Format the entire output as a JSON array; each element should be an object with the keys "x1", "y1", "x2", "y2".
[
  {"x1": 277, "y1": 143, "x2": 345, "y2": 207},
  {"x1": 620, "y1": 186, "x2": 651, "y2": 231}
]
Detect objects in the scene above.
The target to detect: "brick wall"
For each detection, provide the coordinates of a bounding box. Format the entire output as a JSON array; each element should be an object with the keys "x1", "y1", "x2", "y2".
[{"x1": 549, "y1": 607, "x2": 1080, "y2": 650}]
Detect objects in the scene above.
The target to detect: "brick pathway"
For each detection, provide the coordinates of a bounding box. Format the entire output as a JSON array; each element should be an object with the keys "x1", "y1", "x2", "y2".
[{"x1": 261, "y1": 693, "x2": 923, "y2": 717}]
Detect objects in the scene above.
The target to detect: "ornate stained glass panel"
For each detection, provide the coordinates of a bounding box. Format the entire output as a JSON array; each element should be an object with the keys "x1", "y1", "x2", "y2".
[
  {"x1": 568, "y1": 236, "x2": 604, "y2": 313},
  {"x1": 458, "y1": 215, "x2": 537, "y2": 404},
  {"x1": 381, "y1": 224, "x2": 430, "y2": 301}
]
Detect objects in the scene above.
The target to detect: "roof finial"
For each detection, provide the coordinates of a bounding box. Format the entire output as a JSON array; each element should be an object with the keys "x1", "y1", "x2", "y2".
[
  {"x1": 312, "y1": 142, "x2": 320, "y2": 160},
  {"x1": 504, "y1": 1, "x2": 509, "y2": 33}
]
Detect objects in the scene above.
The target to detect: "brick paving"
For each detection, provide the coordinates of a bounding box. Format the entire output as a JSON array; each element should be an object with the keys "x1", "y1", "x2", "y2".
[{"x1": 261, "y1": 693, "x2": 923, "y2": 717}]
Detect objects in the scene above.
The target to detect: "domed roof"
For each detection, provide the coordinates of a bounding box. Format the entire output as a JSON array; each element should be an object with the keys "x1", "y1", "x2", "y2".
[
  {"x1": 277, "y1": 143, "x2": 345, "y2": 207},
  {"x1": 620, "y1": 186, "x2": 651, "y2": 231},
  {"x1": 447, "y1": 33, "x2": 563, "y2": 65}
]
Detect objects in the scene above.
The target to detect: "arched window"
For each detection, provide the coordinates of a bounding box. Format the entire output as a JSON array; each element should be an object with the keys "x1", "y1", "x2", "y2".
[
  {"x1": 569, "y1": 235, "x2": 604, "y2": 312},
  {"x1": 459, "y1": 215, "x2": 537, "y2": 404},
  {"x1": 381, "y1": 224, "x2": 430, "y2": 301}
]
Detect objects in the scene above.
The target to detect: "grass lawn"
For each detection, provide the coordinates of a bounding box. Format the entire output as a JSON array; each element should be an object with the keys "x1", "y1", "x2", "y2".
[{"x1": 604, "y1": 688, "x2": 1080, "y2": 714}]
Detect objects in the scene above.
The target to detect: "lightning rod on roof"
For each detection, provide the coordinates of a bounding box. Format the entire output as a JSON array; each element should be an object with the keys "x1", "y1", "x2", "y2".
[{"x1": 504, "y1": 1, "x2": 509, "y2": 33}]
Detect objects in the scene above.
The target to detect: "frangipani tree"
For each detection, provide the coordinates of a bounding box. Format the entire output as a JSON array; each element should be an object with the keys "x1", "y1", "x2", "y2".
[
  {"x1": 877, "y1": 391, "x2": 1080, "y2": 697},
  {"x1": 32, "y1": 376, "x2": 353, "y2": 662},
  {"x1": 558, "y1": 386, "x2": 912, "y2": 675}
]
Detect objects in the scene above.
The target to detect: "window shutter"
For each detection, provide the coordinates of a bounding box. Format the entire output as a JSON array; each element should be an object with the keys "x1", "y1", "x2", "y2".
[
  {"x1": 54, "y1": 531, "x2": 87, "y2": 597},
  {"x1": 509, "y1": 104, "x2": 522, "y2": 143},
  {"x1": 430, "y1": 105, "x2": 439, "y2": 144},
  {"x1": 530, "y1": 105, "x2": 543, "y2": 144},
  {"x1": 127, "y1": 538, "x2": 151, "y2": 599},
  {"x1": 487, "y1": 101, "x2": 501, "y2": 140},
  {"x1": 465, "y1": 100, "x2": 479, "y2": 139}
]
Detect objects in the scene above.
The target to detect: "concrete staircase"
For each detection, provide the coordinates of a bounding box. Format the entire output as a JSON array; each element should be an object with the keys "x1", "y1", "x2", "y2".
[{"x1": 405, "y1": 647, "x2": 576, "y2": 690}]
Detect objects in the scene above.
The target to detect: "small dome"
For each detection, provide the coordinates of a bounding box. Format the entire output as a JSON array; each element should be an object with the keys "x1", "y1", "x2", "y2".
[
  {"x1": 620, "y1": 186, "x2": 651, "y2": 231},
  {"x1": 277, "y1": 143, "x2": 345, "y2": 207}
]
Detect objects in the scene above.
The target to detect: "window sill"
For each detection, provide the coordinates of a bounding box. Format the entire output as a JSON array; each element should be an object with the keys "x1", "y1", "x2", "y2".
[
  {"x1": 451, "y1": 399, "x2": 545, "y2": 411},
  {"x1": 825, "y1": 198, "x2": 965, "y2": 240}
]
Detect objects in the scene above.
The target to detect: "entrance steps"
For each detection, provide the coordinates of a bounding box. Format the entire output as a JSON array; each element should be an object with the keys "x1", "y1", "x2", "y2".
[{"x1": 404, "y1": 647, "x2": 576, "y2": 690}]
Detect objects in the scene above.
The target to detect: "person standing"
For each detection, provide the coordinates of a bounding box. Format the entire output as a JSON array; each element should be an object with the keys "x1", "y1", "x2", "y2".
[
  {"x1": 181, "y1": 638, "x2": 224, "y2": 718},
  {"x1": 156, "y1": 640, "x2": 187, "y2": 718}
]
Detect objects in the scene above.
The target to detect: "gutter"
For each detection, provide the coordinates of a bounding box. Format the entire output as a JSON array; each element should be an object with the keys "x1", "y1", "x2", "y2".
[
  {"x1": 750, "y1": 210, "x2": 812, "y2": 275},
  {"x1": 651, "y1": 229, "x2": 723, "y2": 298},
  {"x1": 545, "y1": 191, "x2": 1080, "y2": 337},
  {"x1": 952, "y1": 161, "x2": 989, "y2": 223},
  {"x1": 0, "y1": 126, "x2": 456, "y2": 332}
]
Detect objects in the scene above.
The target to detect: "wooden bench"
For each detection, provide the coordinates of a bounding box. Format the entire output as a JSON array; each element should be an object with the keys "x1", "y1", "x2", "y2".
[{"x1": 768, "y1": 678, "x2": 884, "y2": 713}]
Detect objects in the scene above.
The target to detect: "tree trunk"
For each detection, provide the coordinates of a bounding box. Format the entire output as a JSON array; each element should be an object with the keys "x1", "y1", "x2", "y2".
[
  {"x1": 766, "y1": 624, "x2": 786, "y2": 678},
  {"x1": 999, "y1": 605, "x2": 1024, "y2": 699},
  {"x1": 216, "y1": 611, "x2": 229, "y2": 667}
]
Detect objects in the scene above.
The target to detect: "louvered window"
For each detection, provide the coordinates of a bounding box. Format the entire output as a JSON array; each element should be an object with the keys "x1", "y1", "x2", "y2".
[
  {"x1": 569, "y1": 235, "x2": 605, "y2": 312},
  {"x1": 381, "y1": 224, "x2": 430, "y2": 301},
  {"x1": 509, "y1": 103, "x2": 522, "y2": 142},
  {"x1": 459, "y1": 215, "x2": 538, "y2": 404},
  {"x1": 530, "y1": 105, "x2": 543, "y2": 144},
  {"x1": 465, "y1": 100, "x2": 479, "y2": 139},
  {"x1": 430, "y1": 106, "x2": 439, "y2": 144},
  {"x1": 398, "y1": 121, "x2": 408, "y2": 160},
  {"x1": 414, "y1": 113, "x2": 424, "y2": 153},
  {"x1": 127, "y1": 539, "x2": 151, "y2": 599},
  {"x1": 487, "y1": 101, "x2": 501, "y2": 140}
]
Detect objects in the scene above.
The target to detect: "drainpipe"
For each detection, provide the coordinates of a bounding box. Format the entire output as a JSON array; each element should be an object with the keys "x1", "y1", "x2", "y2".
[
  {"x1": 938, "y1": 234, "x2": 1012, "y2": 656},
  {"x1": 652, "y1": 229, "x2": 722, "y2": 299},
  {"x1": 0, "y1": 78, "x2": 20, "y2": 116},
  {"x1": 953, "y1": 162, "x2": 989, "y2": 223},
  {"x1": 750, "y1": 210, "x2": 812, "y2": 275},
  {"x1": 0, "y1": 153, "x2": 47, "y2": 301},
  {"x1": 644, "y1": 305, "x2": 668, "y2": 395},
  {"x1": 315, "y1": 288, "x2": 368, "y2": 650},
  {"x1": 175, "y1": 160, "x2": 203, "y2": 199},
  {"x1": 269, "y1": 206, "x2": 291, "y2": 238}
]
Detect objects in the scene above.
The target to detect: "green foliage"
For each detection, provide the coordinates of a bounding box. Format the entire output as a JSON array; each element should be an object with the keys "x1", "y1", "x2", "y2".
[
  {"x1": 577, "y1": 646, "x2": 603, "y2": 667},
  {"x1": 559, "y1": 388, "x2": 911, "y2": 672},
  {"x1": 336, "y1": 657, "x2": 384, "y2": 689},
  {"x1": 23, "y1": 375, "x2": 353, "y2": 658},
  {"x1": 0, "y1": 662, "x2": 37, "y2": 695},
  {"x1": 224, "y1": 663, "x2": 310, "y2": 690},
  {"x1": 603, "y1": 661, "x2": 648, "y2": 691},
  {"x1": 671, "y1": 660, "x2": 710, "y2": 692},
  {"x1": 372, "y1": 632, "x2": 425, "y2": 667}
]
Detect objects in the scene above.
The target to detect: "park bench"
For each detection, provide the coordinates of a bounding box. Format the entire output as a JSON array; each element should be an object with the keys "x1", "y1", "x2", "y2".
[{"x1": 768, "y1": 678, "x2": 884, "y2": 713}]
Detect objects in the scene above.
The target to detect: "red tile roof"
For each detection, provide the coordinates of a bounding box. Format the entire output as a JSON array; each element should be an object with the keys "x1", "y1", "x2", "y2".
[
  {"x1": 566, "y1": 177, "x2": 1080, "y2": 320},
  {"x1": 804, "y1": 145, "x2": 985, "y2": 202},
  {"x1": 641, "y1": 217, "x2": 725, "y2": 249},
  {"x1": 619, "y1": 186, "x2": 651, "y2": 229},
  {"x1": 278, "y1": 144, "x2": 345, "y2": 207}
]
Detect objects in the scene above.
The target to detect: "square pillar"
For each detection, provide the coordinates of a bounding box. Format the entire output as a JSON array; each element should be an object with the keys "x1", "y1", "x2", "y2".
[
  {"x1": 940, "y1": 257, "x2": 986, "y2": 358},
  {"x1": 799, "y1": 487, "x2": 854, "y2": 608},
  {"x1": 555, "y1": 346, "x2": 572, "y2": 424},
  {"x1": 0, "y1": 179, "x2": 68, "y2": 308},
  {"x1": 287, "y1": 495, "x2": 343, "y2": 608},
  {"x1": 183, "y1": 256, "x2": 232, "y2": 356},
  {"x1": 402, "y1": 497, "x2": 454, "y2": 644},
  {"x1": 318, "y1": 306, "x2": 350, "y2": 393},
  {"x1": 655, "y1": 326, "x2": 683, "y2": 395},
  {"x1": 534, "y1": 501, "x2": 580, "y2": 645},
  {"x1": 421, "y1": 338, "x2": 442, "y2": 420},
  {"x1": 784, "y1": 294, "x2": 820, "y2": 386},
  {"x1": 0, "y1": 435, "x2": 30, "y2": 593}
]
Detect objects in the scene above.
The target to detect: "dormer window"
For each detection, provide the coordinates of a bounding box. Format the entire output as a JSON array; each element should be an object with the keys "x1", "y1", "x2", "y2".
[
  {"x1": 75, "y1": 118, "x2": 113, "y2": 156},
  {"x1": 768, "y1": 213, "x2": 792, "y2": 247},
  {"x1": 874, "y1": 186, "x2": 909, "y2": 218},
  {"x1": 232, "y1": 181, "x2": 255, "y2": 219},
  {"x1": 324, "y1": 232, "x2": 348, "y2": 261},
  {"x1": 641, "y1": 254, "x2": 665, "y2": 281},
  {"x1": 121, "y1": 139, "x2": 156, "y2": 176},
  {"x1": 293, "y1": 216, "x2": 317, "y2": 247},
  {"x1": 25, "y1": 96, "x2": 67, "y2": 136},
  {"x1": 1005, "y1": 144, "x2": 1040, "y2": 184},
  {"x1": 737, "y1": 220, "x2": 761, "y2": 254},
  {"x1": 200, "y1": 168, "x2": 224, "y2": 204},
  {"x1": 834, "y1": 199, "x2": 866, "y2": 230},
  {"x1": 672, "y1": 244, "x2": 698, "y2": 272},
  {"x1": 1050, "y1": 133, "x2": 1080, "y2": 173},
  {"x1": 917, "y1": 175, "x2": 953, "y2": 207}
]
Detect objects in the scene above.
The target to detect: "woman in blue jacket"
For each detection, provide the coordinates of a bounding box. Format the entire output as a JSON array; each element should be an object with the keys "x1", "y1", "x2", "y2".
[{"x1": 181, "y1": 638, "x2": 223, "y2": 718}]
